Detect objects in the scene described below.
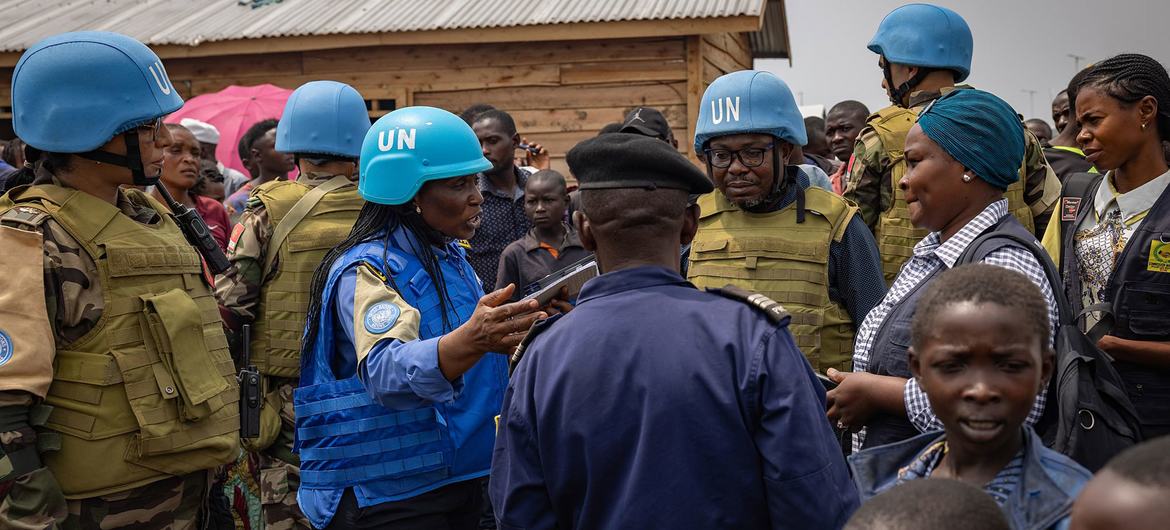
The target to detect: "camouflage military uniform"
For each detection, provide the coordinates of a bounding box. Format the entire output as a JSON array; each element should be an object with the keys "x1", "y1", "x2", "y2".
[
  {"x1": 845, "y1": 85, "x2": 1061, "y2": 281},
  {"x1": 216, "y1": 172, "x2": 357, "y2": 530},
  {"x1": 0, "y1": 172, "x2": 213, "y2": 529}
]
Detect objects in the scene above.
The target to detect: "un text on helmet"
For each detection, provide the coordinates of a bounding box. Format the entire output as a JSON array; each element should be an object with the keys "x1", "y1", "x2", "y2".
[
  {"x1": 711, "y1": 97, "x2": 741, "y2": 125},
  {"x1": 378, "y1": 128, "x2": 417, "y2": 151}
]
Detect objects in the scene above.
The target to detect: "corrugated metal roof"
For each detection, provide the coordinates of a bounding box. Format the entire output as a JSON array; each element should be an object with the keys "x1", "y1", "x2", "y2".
[{"x1": 0, "y1": 0, "x2": 768, "y2": 52}]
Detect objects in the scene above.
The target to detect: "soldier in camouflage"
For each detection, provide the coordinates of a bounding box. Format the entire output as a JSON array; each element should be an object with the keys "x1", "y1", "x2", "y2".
[
  {"x1": 845, "y1": 3, "x2": 1062, "y2": 284},
  {"x1": 0, "y1": 32, "x2": 240, "y2": 529},
  {"x1": 215, "y1": 81, "x2": 370, "y2": 530}
]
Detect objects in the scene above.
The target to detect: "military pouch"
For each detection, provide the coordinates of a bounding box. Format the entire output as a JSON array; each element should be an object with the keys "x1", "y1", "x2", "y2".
[{"x1": 142, "y1": 289, "x2": 230, "y2": 421}]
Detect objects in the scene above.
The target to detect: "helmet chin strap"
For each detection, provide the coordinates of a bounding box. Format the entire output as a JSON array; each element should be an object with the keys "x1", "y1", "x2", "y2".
[
  {"x1": 883, "y1": 60, "x2": 931, "y2": 108},
  {"x1": 78, "y1": 129, "x2": 158, "y2": 186}
]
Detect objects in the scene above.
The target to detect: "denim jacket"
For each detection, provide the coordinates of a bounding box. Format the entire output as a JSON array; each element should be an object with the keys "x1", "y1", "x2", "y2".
[{"x1": 848, "y1": 428, "x2": 1091, "y2": 530}]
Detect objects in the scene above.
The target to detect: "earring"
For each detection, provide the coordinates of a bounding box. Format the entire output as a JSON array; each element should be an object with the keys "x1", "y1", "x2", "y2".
[
  {"x1": 1142, "y1": 122, "x2": 1148, "y2": 130},
  {"x1": 415, "y1": 204, "x2": 422, "y2": 214},
  {"x1": 962, "y1": 174, "x2": 973, "y2": 183}
]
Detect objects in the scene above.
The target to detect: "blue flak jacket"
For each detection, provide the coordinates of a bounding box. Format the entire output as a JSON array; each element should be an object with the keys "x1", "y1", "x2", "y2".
[
  {"x1": 295, "y1": 227, "x2": 508, "y2": 529},
  {"x1": 491, "y1": 266, "x2": 860, "y2": 530}
]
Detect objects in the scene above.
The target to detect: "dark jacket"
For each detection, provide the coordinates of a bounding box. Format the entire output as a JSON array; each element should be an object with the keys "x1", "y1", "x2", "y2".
[{"x1": 849, "y1": 428, "x2": 1090, "y2": 530}]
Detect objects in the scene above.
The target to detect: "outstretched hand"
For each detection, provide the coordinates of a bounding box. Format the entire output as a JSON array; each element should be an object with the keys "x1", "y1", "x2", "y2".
[{"x1": 438, "y1": 284, "x2": 547, "y2": 380}]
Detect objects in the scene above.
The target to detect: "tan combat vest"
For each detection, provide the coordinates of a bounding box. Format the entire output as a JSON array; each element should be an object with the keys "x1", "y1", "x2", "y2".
[
  {"x1": 250, "y1": 178, "x2": 363, "y2": 378},
  {"x1": 689, "y1": 187, "x2": 857, "y2": 373},
  {"x1": 870, "y1": 104, "x2": 1034, "y2": 283},
  {"x1": 1, "y1": 185, "x2": 240, "y2": 499}
]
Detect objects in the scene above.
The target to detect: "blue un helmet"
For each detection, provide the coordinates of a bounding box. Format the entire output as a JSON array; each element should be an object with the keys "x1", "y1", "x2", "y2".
[
  {"x1": 11, "y1": 31, "x2": 183, "y2": 184},
  {"x1": 359, "y1": 106, "x2": 491, "y2": 205},
  {"x1": 693, "y1": 70, "x2": 806, "y2": 153},
  {"x1": 868, "y1": 3, "x2": 973, "y2": 104},
  {"x1": 276, "y1": 80, "x2": 370, "y2": 159},
  {"x1": 694, "y1": 70, "x2": 810, "y2": 219}
]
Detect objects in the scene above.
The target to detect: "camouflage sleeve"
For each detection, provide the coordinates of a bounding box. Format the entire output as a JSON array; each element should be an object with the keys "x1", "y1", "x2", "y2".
[
  {"x1": 843, "y1": 127, "x2": 891, "y2": 233},
  {"x1": 1021, "y1": 131, "x2": 1062, "y2": 241},
  {"x1": 214, "y1": 198, "x2": 271, "y2": 326}
]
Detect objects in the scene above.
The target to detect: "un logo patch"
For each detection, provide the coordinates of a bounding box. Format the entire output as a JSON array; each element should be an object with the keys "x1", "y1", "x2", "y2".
[
  {"x1": 364, "y1": 302, "x2": 401, "y2": 334},
  {"x1": 0, "y1": 330, "x2": 12, "y2": 367}
]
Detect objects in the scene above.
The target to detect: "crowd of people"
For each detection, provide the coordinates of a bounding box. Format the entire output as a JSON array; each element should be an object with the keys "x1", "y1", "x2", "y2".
[{"x1": 1, "y1": 3, "x2": 1169, "y2": 530}]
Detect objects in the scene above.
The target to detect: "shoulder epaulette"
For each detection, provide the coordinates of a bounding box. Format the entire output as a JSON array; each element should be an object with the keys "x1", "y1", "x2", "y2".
[
  {"x1": 245, "y1": 195, "x2": 264, "y2": 210},
  {"x1": 706, "y1": 285, "x2": 791, "y2": 325},
  {"x1": 509, "y1": 314, "x2": 562, "y2": 376},
  {"x1": 0, "y1": 205, "x2": 50, "y2": 231}
]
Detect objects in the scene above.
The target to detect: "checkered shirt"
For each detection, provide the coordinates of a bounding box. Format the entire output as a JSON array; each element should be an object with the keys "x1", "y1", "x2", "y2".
[{"x1": 851, "y1": 199, "x2": 1058, "y2": 452}]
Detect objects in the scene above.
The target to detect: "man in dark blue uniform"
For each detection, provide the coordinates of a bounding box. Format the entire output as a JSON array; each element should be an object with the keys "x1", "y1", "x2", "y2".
[{"x1": 489, "y1": 133, "x2": 860, "y2": 529}]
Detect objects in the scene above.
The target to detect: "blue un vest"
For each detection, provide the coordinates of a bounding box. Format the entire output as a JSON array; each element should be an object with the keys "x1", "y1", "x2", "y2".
[{"x1": 295, "y1": 227, "x2": 508, "y2": 524}]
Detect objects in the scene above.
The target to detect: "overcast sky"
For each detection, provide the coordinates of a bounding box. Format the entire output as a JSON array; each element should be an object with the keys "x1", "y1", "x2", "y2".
[{"x1": 756, "y1": 0, "x2": 1170, "y2": 126}]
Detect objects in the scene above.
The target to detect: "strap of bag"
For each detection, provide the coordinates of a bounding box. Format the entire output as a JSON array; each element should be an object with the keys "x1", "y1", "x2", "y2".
[
  {"x1": 959, "y1": 230, "x2": 1073, "y2": 328},
  {"x1": 262, "y1": 175, "x2": 355, "y2": 275},
  {"x1": 1059, "y1": 172, "x2": 1103, "y2": 248}
]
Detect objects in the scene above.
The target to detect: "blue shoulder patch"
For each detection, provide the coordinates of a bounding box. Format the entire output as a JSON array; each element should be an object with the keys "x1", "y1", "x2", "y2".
[
  {"x1": 0, "y1": 330, "x2": 12, "y2": 366},
  {"x1": 363, "y1": 301, "x2": 401, "y2": 334}
]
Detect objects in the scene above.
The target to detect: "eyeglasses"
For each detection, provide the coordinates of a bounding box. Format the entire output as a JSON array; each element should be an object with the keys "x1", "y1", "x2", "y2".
[
  {"x1": 137, "y1": 118, "x2": 163, "y2": 143},
  {"x1": 703, "y1": 144, "x2": 775, "y2": 169}
]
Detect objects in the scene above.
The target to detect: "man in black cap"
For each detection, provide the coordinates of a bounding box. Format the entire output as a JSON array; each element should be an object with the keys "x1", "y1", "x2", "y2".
[
  {"x1": 618, "y1": 106, "x2": 678, "y2": 148},
  {"x1": 490, "y1": 133, "x2": 859, "y2": 530}
]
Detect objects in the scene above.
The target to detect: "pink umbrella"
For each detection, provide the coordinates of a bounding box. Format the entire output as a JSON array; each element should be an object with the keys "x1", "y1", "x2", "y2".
[{"x1": 165, "y1": 84, "x2": 293, "y2": 177}]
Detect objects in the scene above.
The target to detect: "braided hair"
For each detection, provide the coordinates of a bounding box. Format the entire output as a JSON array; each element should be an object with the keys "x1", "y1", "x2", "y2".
[
  {"x1": 1078, "y1": 53, "x2": 1170, "y2": 142},
  {"x1": 300, "y1": 200, "x2": 458, "y2": 375}
]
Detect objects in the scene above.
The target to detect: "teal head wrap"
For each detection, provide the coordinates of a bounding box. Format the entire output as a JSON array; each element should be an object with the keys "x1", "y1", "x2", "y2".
[{"x1": 916, "y1": 89, "x2": 1024, "y2": 190}]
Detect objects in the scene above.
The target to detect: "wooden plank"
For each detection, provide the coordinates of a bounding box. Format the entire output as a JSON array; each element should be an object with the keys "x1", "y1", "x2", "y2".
[
  {"x1": 702, "y1": 59, "x2": 722, "y2": 85},
  {"x1": 184, "y1": 64, "x2": 560, "y2": 97},
  {"x1": 303, "y1": 38, "x2": 686, "y2": 75},
  {"x1": 414, "y1": 81, "x2": 687, "y2": 112},
  {"x1": 703, "y1": 37, "x2": 747, "y2": 76},
  {"x1": 163, "y1": 52, "x2": 304, "y2": 79},
  {"x1": 559, "y1": 59, "x2": 686, "y2": 85},
  {"x1": 727, "y1": 32, "x2": 753, "y2": 66},
  {"x1": 509, "y1": 105, "x2": 688, "y2": 135},
  {"x1": 523, "y1": 127, "x2": 688, "y2": 158},
  {"x1": 685, "y1": 35, "x2": 702, "y2": 161}
]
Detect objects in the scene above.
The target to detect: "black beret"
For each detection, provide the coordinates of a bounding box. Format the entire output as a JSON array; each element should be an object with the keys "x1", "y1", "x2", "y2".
[{"x1": 566, "y1": 133, "x2": 714, "y2": 194}]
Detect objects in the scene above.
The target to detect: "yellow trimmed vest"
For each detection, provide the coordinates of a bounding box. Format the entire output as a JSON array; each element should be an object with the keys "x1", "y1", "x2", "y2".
[
  {"x1": 689, "y1": 187, "x2": 857, "y2": 373},
  {"x1": 870, "y1": 104, "x2": 1034, "y2": 283},
  {"x1": 1, "y1": 185, "x2": 240, "y2": 499},
  {"x1": 250, "y1": 179, "x2": 363, "y2": 378}
]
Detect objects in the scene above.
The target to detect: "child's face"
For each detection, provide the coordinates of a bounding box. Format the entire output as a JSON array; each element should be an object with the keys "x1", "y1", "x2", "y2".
[
  {"x1": 524, "y1": 179, "x2": 568, "y2": 230},
  {"x1": 909, "y1": 301, "x2": 1053, "y2": 454}
]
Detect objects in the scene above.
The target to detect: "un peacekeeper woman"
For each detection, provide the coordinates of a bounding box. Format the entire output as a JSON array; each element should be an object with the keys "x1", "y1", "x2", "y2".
[
  {"x1": 295, "y1": 106, "x2": 547, "y2": 530},
  {"x1": 827, "y1": 89, "x2": 1060, "y2": 453},
  {"x1": 0, "y1": 32, "x2": 240, "y2": 528}
]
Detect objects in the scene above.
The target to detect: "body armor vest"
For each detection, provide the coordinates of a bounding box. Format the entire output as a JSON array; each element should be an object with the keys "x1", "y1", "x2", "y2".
[
  {"x1": 1, "y1": 185, "x2": 239, "y2": 499},
  {"x1": 1062, "y1": 176, "x2": 1170, "y2": 436},
  {"x1": 870, "y1": 104, "x2": 1034, "y2": 284},
  {"x1": 689, "y1": 186, "x2": 857, "y2": 373},
  {"x1": 295, "y1": 228, "x2": 507, "y2": 528},
  {"x1": 251, "y1": 179, "x2": 363, "y2": 378}
]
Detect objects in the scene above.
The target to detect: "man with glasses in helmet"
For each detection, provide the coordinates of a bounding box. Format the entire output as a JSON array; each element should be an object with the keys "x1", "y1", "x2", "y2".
[
  {"x1": 0, "y1": 32, "x2": 240, "y2": 528},
  {"x1": 845, "y1": 3, "x2": 1061, "y2": 284},
  {"x1": 688, "y1": 70, "x2": 885, "y2": 377},
  {"x1": 215, "y1": 80, "x2": 370, "y2": 530}
]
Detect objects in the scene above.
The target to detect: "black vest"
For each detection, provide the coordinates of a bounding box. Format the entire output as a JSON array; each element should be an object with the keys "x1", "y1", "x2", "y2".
[
  {"x1": 865, "y1": 215, "x2": 1037, "y2": 449},
  {"x1": 1061, "y1": 174, "x2": 1170, "y2": 435}
]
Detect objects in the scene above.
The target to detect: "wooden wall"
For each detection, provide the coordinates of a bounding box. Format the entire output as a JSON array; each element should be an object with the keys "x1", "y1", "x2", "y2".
[{"x1": 0, "y1": 33, "x2": 754, "y2": 177}]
